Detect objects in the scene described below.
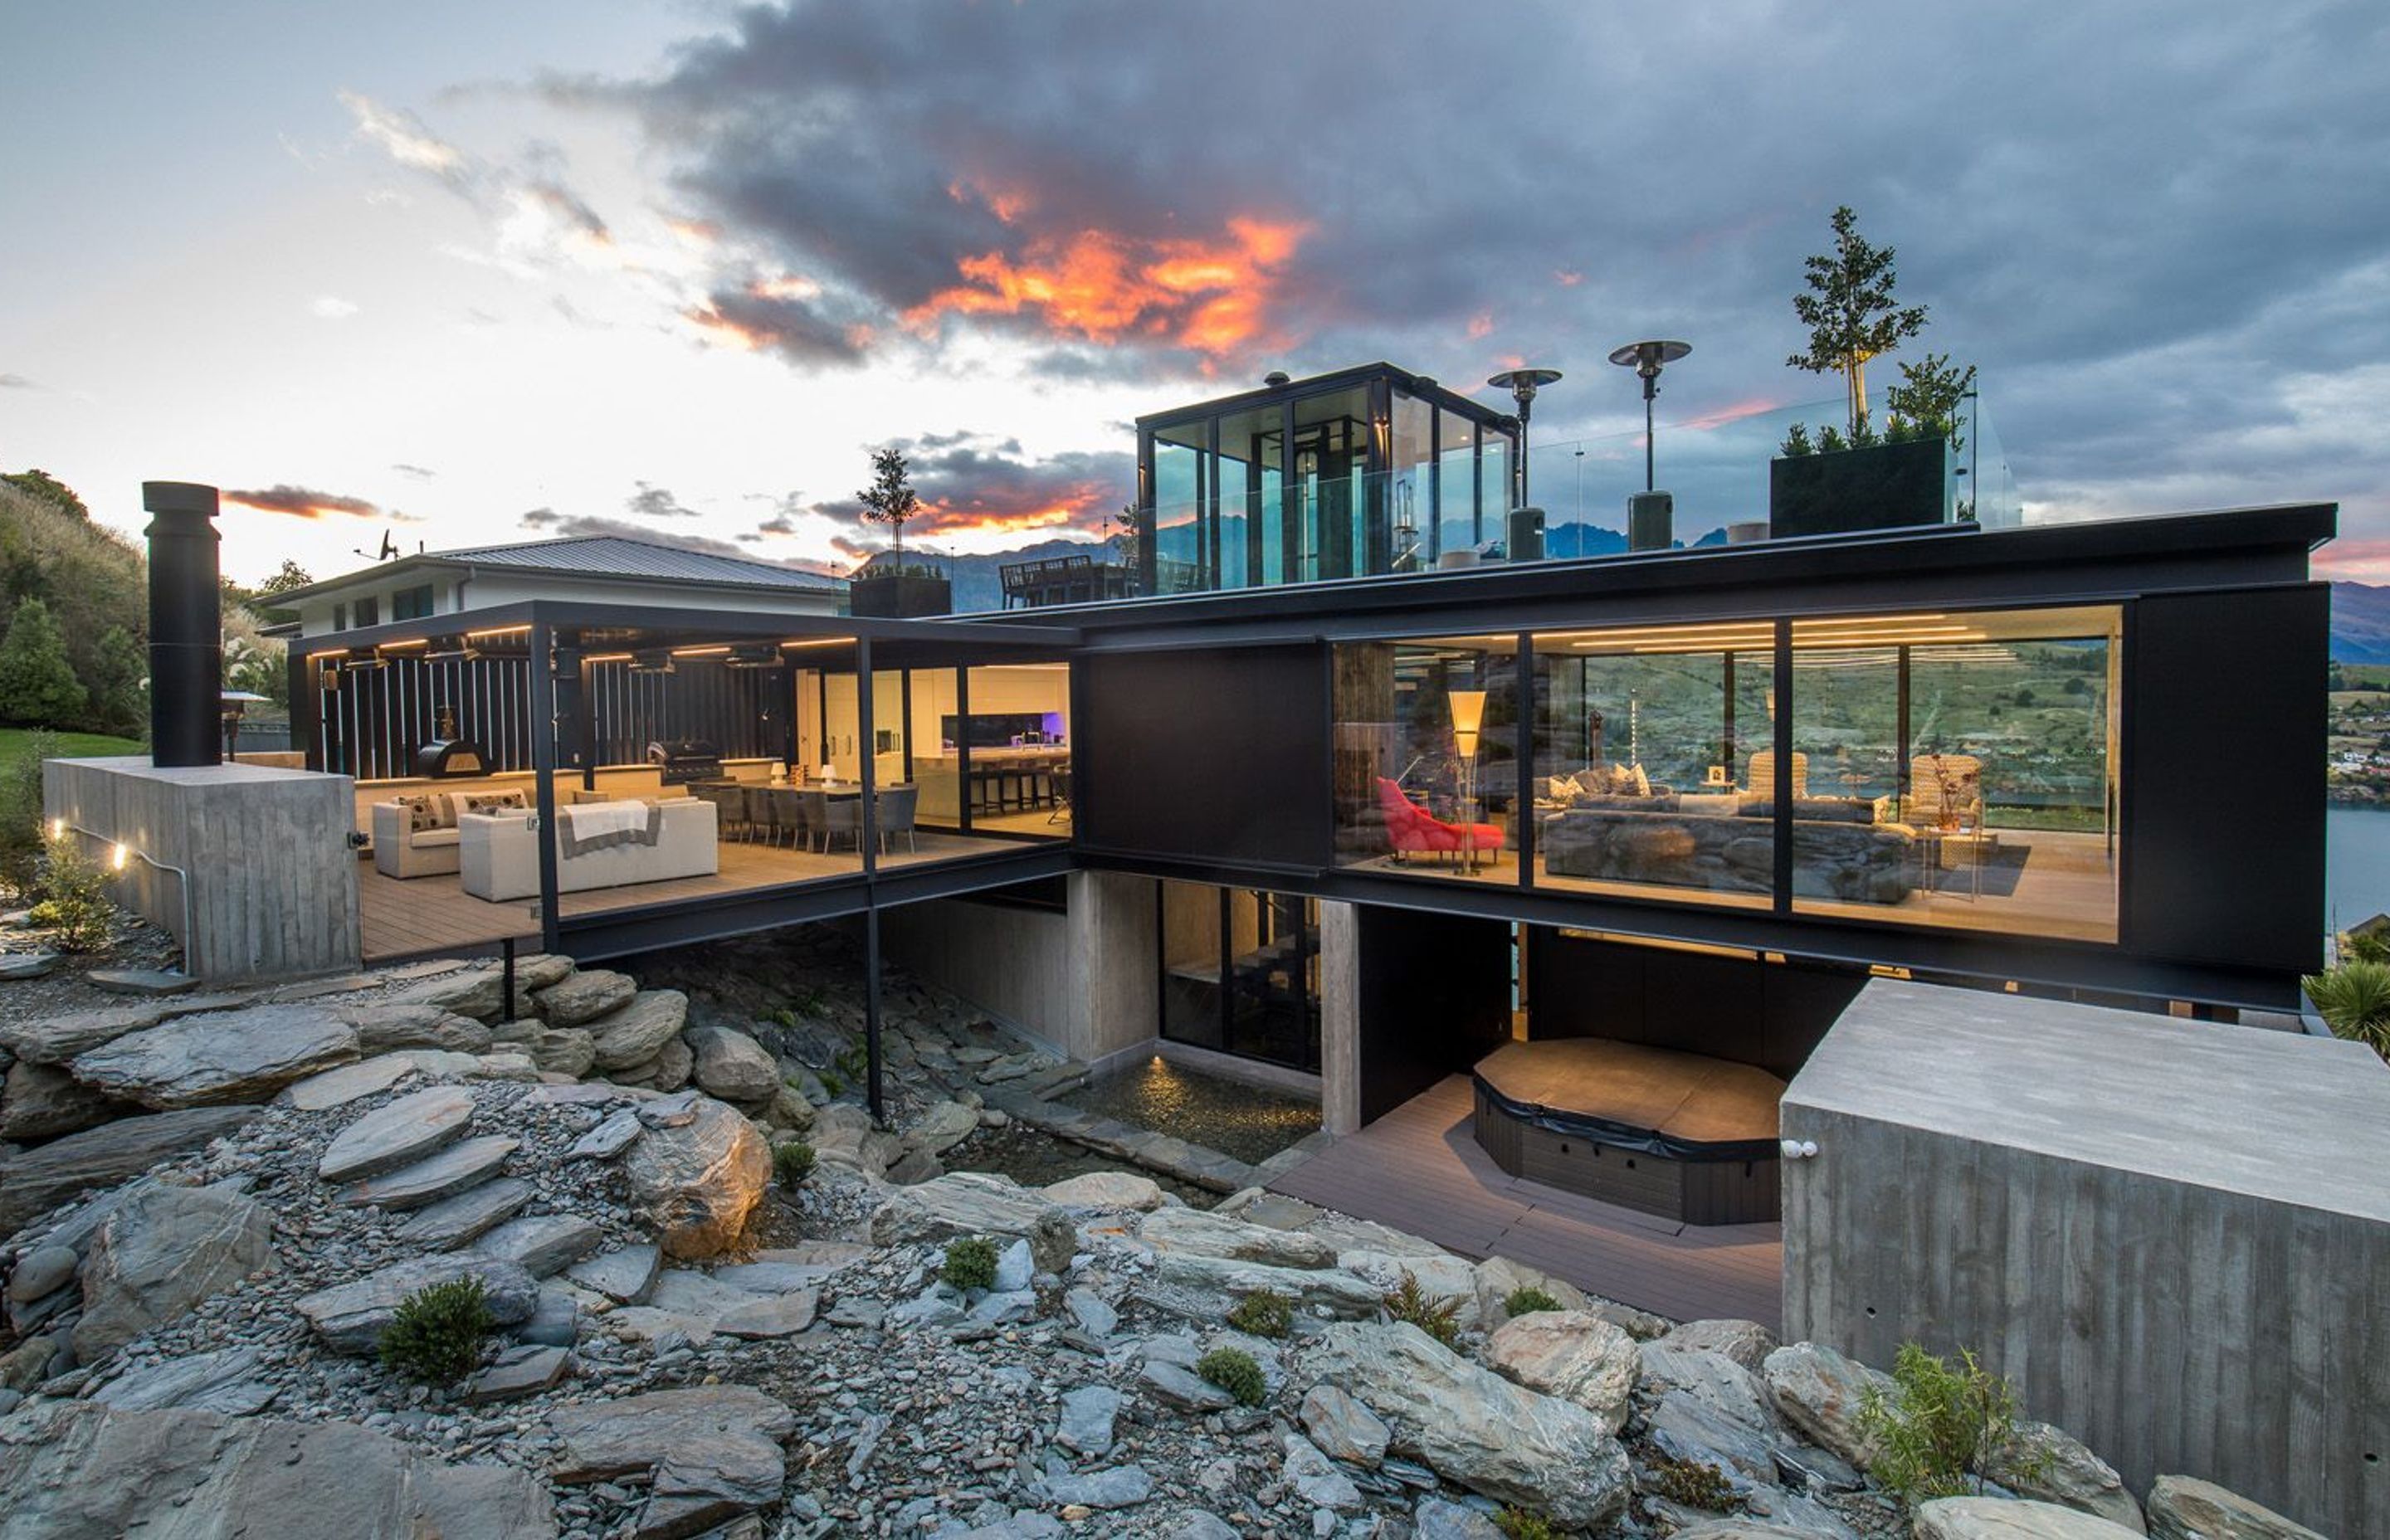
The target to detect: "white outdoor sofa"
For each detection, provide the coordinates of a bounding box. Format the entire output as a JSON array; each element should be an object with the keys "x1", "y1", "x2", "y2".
[
  {"x1": 370, "y1": 788, "x2": 533, "y2": 880},
  {"x1": 458, "y1": 797, "x2": 719, "y2": 902}
]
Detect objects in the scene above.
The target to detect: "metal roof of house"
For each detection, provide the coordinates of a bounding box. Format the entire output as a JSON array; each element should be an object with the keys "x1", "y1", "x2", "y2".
[{"x1": 269, "y1": 534, "x2": 846, "y2": 605}]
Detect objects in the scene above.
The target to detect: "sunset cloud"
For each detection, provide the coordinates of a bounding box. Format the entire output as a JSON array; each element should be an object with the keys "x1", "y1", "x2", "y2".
[{"x1": 226, "y1": 485, "x2": 419, "y2": 522}]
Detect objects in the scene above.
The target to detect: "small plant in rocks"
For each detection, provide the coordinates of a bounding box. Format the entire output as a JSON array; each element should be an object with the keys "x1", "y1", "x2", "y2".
[
  {"x1": 1646, "y1": 1452, "x2": 1747, "y2": 1512},
  {"x1": 1226, "y1": 1288, "x2": 1294, "y2": 1338},
  {"x1": 1858, "y1": 1341, "x2": 2046, "y2": 1503},
  {"x1": 1195, "y1": 1346, "x2": 1266, "y2": 1406},
  {"x1": 1493, "y1": 1508, "x2": 1563, "y2": 1540},
  {"x1": 378, "y1": 1275, "x2": 492, "y2": 1385},
  {"x1": 773, "y1": 1139, "x2": 816, "y2": 1187},
  {"x1": 942, "y1": 1235, "x2": 998, "y2": 1292},
  {"x1": 1383, "y1": 1269, "x2": 1463, "y2": 1349},
  {"x1": 1503, "y1": 1285, "x2": 1563, "y2": 1318}
]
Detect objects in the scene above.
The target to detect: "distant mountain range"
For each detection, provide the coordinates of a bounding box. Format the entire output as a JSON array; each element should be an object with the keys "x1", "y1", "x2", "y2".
[
  {"x1": 933, "y1": 519, "x2": 1732, "y2": 614},
  {"x1": 2333, "y1": 583, "x2": 2390, "y2": 664}
]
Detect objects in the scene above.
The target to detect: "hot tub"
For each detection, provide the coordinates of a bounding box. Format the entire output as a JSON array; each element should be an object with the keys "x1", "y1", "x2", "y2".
[{"x1": 1471, "y1": 1038, "x2": 1785, "y2": 1226}]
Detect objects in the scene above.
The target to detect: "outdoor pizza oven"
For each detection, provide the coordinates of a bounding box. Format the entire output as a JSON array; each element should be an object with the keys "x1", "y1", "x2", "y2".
[
  {"x1": 412, "y1": 738, "x2": 490, "y2": 779},
  {"x1": 647, "y1": 738, "x2": 723, "y2": 787}
]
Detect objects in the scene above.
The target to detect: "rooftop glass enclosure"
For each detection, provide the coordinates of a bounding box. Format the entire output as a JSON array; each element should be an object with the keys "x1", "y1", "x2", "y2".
[
  {"x1": 295, "y1": 602, "x2": 1077, "y2": 966},
  {"x1": 1138, "y1": 363, "x2": 1522, "y2": 595}
]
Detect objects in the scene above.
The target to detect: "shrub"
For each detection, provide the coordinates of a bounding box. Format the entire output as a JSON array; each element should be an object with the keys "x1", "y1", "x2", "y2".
[
  {"x1": 942, "y1": 1235, "x2": 997, "y2": 1292},
  {"x1": 1493, "y1": 1509, "x2": 1562, "y2": 1540},
  {"x1": 1383, "y1": 1270, "x2": 1462, "y2": 1350},
  {"x1": 2345, "y1": 929, "x2": 2390, "y2": 967},
  {"x1": 1646, "y1": 1452, "x2": 1745, "y2": 1512},
  {"x1": 29, "y1": 829, "x2": 112, "y2": 951},
  {"x1": 378, "y1": 1275, "x2": 493, "y2": 1384},
  {"x1": 1503, "y1": 1285, "x2": 1563, "y2": 1318},
  {"x1": 0, "y1": 728, "x2": 55, "y2": 899},
  {"x1": 1226, "y1": 1288, "x2": 1294, "y2": 1338},
  {"x1": 773, "y1": 1139, "x2": 816, "y2": 1187},
  {"x1": 1856, "y1": 1341, "x2": 2043, "y2": 1504},
  {"x1": 2305, "y1": 961, "x2": 2390, "y2": 1060},
  {"x1": 1194, "y1": 1346, "x2": 1266, "y2": 1406},
  {"x1": 0, "y1": 598, "x2": 88, "y2": 727}
]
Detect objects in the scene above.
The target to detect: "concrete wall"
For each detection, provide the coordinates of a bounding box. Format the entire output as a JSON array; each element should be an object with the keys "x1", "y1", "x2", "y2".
[
  {"x1": 1319, "y1": 900, "x2": 1360, "y2": 1135},
  {"x1": 1782, "y1": 980, "x2": 2390, "y2": 1538},
  {"x1": 45, "y1": 758, "x2": 361, "y2": 982},
  {"x1": 879, "y1": 871, "x2": 1158, "y2": 1067}
]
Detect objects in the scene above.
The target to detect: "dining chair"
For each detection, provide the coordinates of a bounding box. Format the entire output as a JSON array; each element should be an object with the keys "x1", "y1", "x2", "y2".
[
  {"x1": 740, "y1": 785, "x2": 781, "y2": 846},
  {"x1": 1048, "y1": 763, "x2": 1071, "y2": 826},
  {"x1": 797, "y1": 790, "x2": 832, "y2": 854},
  {"x1": 876, "y1": 784, "x2": 919, "y2": 855},
  {"x1": 820, "y1": 793, "x2": 864, "y2": 855},
  {"x1": 769, "y1": 786, "x2": 809, "y2": 852}
]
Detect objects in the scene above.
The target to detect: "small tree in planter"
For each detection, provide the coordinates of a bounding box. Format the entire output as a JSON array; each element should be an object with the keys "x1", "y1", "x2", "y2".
[
  {"x1": 857, "y1": 446, "x2": 922, "y2": 563},
  {"x1": 1787, "y1": 204, "x2": 1927, "y2": 439}
]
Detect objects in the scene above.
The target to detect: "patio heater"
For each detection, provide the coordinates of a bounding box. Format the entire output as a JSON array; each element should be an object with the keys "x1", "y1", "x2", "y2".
[
  {"x1": 1486, "y1": 367, "x2": 1561, "y2": 562},
  {"x1": 1450, "y1": 687, "x2": 1488, "y2": 875},
  {"x1": 1607, "y1": 339, "x2": 1690, "y2": 552}
]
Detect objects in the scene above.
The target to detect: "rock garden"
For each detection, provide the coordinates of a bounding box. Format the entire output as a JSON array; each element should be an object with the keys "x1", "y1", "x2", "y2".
[{"x1": 0, "y1": 932, "x2": 2329, "y2": 1539}]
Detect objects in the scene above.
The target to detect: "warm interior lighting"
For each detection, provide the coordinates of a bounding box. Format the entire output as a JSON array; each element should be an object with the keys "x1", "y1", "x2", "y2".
[
  {"x1": 630, "y1": 650, "x2": 676, "y2": 675},
  {"x1": 581, "y1": 652, "x2": 634, "y2": 665},
  {"x1": 670, "y1": 645, "x2": 732, "y2": 658},
  {"x1": 376, "y1": 637, "x2": 430, "y2": 651},
  {"x1": 465, "y1": 626, "x2": 531, "y2": 641},
  {"x1": 780, "y1": 637, "x2": 850, "y2": 650},
  {"x1": 1448, "y1": 689, "x2": 1487, "y2": 760},
  {"x1": 1555, "y1": 928, "x2": 1759, "y2": 961},
  {"x1": 1869, "y1": 963, "x2": 1914, "y2": 980}
]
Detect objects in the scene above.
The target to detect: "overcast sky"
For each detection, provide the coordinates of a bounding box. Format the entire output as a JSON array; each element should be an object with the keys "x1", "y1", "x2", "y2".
[{"x1": 2, "y1": 0, "x2": 2385, "y2": 586}]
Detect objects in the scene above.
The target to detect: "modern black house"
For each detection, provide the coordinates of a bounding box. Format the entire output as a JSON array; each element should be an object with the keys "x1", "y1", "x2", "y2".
[{"x1": 245, "y1": 363, "x2": 2329, "y2": 1260}]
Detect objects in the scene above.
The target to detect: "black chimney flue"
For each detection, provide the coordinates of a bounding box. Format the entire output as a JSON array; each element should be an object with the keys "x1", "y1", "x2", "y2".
[{"x1": 144, "y1": 480, "x2": 222, "y2": 768}]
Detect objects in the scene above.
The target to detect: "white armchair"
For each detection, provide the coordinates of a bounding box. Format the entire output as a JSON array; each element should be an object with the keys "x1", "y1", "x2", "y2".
[{"x1": 370, "y1": 800, "x2": 461, "y2": 879}]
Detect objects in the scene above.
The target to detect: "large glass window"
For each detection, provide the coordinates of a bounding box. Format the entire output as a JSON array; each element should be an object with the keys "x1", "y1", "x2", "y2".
[
  {"x1": 962, "y1": 663, "x2": 1072, "y2": 838},
  {"x1": 1389, "y1": 390, "x2": 1435, "y2": 574},
  {"x1": 1332, "y1": 635, "x2": 1519, "y2": 882},
  {"x1": 1788, "y1": 606, "x2": 2119, "y2": 939},
  {"x1": 1531, "y1": 622, "x2": 1776, "y2": 907},
  {"x1": 1436, "y1": 411, "x2": 1480, "y2": 561},
  {"x1": 1159, "y1": 881, "x2": 1320, "y2": 1072}
]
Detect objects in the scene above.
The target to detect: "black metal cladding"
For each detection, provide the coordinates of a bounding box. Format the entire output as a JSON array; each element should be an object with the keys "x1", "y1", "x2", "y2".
[{"x1": 143, "y1": 480, "x2": 222, "y2": 768}]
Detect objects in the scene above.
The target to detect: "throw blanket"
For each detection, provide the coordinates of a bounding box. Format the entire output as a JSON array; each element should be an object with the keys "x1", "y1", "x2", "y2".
[{"x1": 558, "y1": 799, "x2": 663, "y2": 857}]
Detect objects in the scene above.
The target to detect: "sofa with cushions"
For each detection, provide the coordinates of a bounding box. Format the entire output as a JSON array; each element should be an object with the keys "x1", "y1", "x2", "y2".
[
  {"x1": 459, "y1": 797, "x2": 719, "y2": 902},
  {"x1": 1541, "y1": 787, "x2": 1917, "y2": 904},
  {"x1": 370, "y1": 788, "x2": 532, "y2": 880}
]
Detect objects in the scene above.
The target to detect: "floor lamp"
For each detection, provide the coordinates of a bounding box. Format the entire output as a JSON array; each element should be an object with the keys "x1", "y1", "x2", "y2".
[{"x1": 1450, "y1": 688, "x2": 1488, "y2": 874}]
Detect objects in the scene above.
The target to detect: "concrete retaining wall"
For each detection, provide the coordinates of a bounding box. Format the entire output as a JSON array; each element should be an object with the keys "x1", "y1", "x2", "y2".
[
  {"x1": 1783, "y1": 979, "x2": 2390, "y2": 1538},
  {"x1": 44, "y1": 757, "x2": 361, "y2": 982},
  {"x1": 879, "y1": 871, "x2": 1157, "y2": 1066}
]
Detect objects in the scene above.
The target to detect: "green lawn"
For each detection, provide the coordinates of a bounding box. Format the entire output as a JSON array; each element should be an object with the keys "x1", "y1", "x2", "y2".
[{"x1": 0, "y1": 727, "x2": 145, "y2": 772}]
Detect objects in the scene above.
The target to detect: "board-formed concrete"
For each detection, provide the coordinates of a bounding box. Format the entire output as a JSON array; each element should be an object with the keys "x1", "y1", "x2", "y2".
[
  {"x1": 44, "y1": 757, "x2": 361, "y2": 982},
  {"x1": 1782, "y1": 979, "x2": 2390, "y2": 1538}
]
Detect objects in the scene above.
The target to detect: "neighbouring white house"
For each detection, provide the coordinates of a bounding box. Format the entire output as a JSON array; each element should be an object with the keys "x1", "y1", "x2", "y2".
[{"x1": 261, "y1": 534, "x2": 848, "y2": 640}]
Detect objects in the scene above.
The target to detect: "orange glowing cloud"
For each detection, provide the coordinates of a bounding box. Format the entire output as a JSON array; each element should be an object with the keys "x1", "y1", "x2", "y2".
[
  {"x1": 1466, "y1": 312, "x2": 1495, "y2": 340},
  {"x1": 1554, "y1": 269, "x2": 1583, "y2": 287},
  {"x1": 904, "y1": 215, "x2": 1308, "y2": 358},
  {"x1": 1678, "y1": 397, "x2": 1783, "y2": 431}
]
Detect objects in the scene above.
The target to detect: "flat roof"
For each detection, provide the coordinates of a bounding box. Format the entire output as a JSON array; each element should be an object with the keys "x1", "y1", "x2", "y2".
[
  {"x1": 271, "y1": 534, "x2": 846, "y2": 606},
  {"x1": 1788, "y1": 979, "x2": 2390, "y2": 1221}
]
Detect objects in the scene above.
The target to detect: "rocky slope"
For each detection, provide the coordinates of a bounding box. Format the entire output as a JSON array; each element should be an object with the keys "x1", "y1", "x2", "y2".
[{"x1": 0, "y1": 943, "x2": 2324, "y2": 1540}]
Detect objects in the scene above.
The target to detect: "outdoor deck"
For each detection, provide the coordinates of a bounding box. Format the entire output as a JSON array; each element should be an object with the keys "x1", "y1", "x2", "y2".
[
  {"x1": 358, "y1": 830, "x2": 1040, "y2": 962},
  {"x1": 1267, "y1": 1075, "x2": 1783, "y2": 1329}
]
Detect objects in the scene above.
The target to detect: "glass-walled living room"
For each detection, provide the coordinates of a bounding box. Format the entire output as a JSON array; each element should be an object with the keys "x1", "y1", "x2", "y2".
[{"x1": 1329, "y1": 604, "x2": 2121, "y2": 942}]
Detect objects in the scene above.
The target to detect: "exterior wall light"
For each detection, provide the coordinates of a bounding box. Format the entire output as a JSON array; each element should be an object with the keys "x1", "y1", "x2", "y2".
[{"x1": 111, "y1": 842, "x2": 130, "y2": 871}]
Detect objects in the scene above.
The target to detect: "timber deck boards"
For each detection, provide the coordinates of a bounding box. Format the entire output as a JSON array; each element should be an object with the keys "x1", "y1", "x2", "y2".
[
  {"x1": 358, "y1": 830, "x2": 1032, "y2": 962},
  {"x1": 1267, "y1": 1075, "x2": 1783, "y2": 1329}
]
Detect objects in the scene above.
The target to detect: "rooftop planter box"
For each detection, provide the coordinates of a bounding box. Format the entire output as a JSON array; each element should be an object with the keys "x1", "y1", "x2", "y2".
[
  {"x1": 1768, "y1": 435, "x2": 1951, "y2": 539},
  {"x1": 850, "y1": 562, "x2": 952, "y2": 618}
]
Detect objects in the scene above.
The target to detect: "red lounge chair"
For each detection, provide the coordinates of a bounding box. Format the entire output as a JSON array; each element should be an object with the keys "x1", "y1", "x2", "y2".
[{"x1": 1377, "y1": 777, "x2": 1505, "y2": 864}]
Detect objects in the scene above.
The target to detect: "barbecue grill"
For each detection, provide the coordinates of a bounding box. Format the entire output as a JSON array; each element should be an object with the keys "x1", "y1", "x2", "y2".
[
  {"x1": 412, "y1": 738, "x2": 490, "y2": 778},
  {"x1": 647, "y1": 738, "x2": 723, "y2": 787}
]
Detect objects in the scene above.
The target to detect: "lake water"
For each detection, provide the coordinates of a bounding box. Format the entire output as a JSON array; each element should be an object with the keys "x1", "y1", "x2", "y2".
[{"x1": 2327, "y1": 806, "x2": 2390, "y2": 928}]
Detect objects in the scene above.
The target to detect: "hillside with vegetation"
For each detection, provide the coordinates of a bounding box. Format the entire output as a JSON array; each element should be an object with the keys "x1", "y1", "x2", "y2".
[{"x1": 0, "y1": 473, "x2": 149, "y2": 738}]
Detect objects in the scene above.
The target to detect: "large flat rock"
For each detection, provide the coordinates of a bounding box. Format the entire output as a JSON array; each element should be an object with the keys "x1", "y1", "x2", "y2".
[
  {"x1": 317, "y1": 1086, "x2": 479, "y2": 1183},
  {"x1": 588, "y1": 989, "x2": 688, "y2": 1069},
  {"x1": 75, "y1": 1182, "x2": 276, "y2": 1362},
  {"x1": 0, "y1": 1104, "x2": 261, "y2": 1236},
  {"x1": 339, "y1": 1135, "x2": 518, "y2": 1211},
  {"x1": 867, "y1": 1171, "x2": 1061, "y2": 1245},
  {"x1": 0, "y1": 1399, "x2": 556, "y2": 1538},
  {"x1": 296, "y1": 1253, "x2": 540, "y2": 1355},
  {"x1": 70, "y1": 1004, "x2": 359, "y2": 1109},
  {"x1": 536, "y1": 969, "x2": 639, "y2": 1030},
  {"x1": 280, "y1": 1053, "x2": 423, "y2": 1112},
  {"x1": 395, "y1": 1177, "x2": 534, "y2": 1250},
  {"x1": 0, "y1": 1060, "x2": 131, "y2": 1141},
  {"x1": 474, "y1": 1212, "x2": 603, "y2": 1277}
]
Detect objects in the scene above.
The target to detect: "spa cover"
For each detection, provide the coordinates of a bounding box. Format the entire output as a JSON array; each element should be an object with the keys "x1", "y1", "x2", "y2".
[{"x1": 1473, "y1": 1038, "x2": 1786, "y2": 1162}]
